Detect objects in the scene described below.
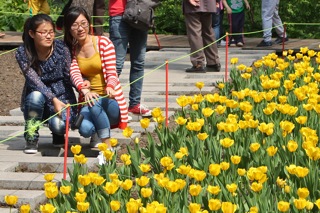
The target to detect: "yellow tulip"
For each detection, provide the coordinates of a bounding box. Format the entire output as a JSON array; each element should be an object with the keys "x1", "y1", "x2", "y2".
[
  {"x1": 175, "y1": 179, "x2": 187, "y2": 190},
  {"x1": 220, "y1": 137, "x2": 234, "y2": 148},
  {"x1": 175, "y1": 116, "x2": 187, "y2": 125},
  {"x1": 207, "y1": 185, "x2": 221, "y2": 195},
  {"x1": 44, "y1": 173, "x2": 55, "y2": 182},
  {"x1": 277, "y1": 201, "x2": 290, "y2": 212},
  {"x1": 122, "y1": 126, "x2": 134, "y2": 138},
  {"x1": 294, "y1": 166, "x2": 309, "y2": 178},
  {"x1": 285, "y1": 164, "x2": 297, "y2": 175},
  {"x1": 20, "y1": 204, "x2": 31, "y2": 213},
  {"x1": 120, "y1": 179, "x2": 132, "y2": 190},
  {"x1": 176, "y1": 165, "x2": 191, "y2": 175},
  {"x1": 104, "y1": 182, "x2": 119, "y2": 195},
  {"x1": 195, "y1": 81, "x2": 204, "y2": 90},
  {"x1": 78, "y1": 175, "x2": 91, "y2": 186},
  {"x1": 60, "y1": 185, "x2": 71, "y2": 194},
  {"x1": 141, "y1": 187, "x2": 153, "y2": 198},
  {"x1": 249, "y1": 142, "x2": 260, "y2": 152},
  {"x1": 140, "y1": 118, "x2": 150, "y2": 129},
  {"x1": 75, "y1": 192, "x2": 87, "y2": 202},
  {"x1": 241, "y1": 73, "x2": 251, "y2": 79},
  {"x1": 294, "y1": 198, "x2": 307, "y2": 210},
  {"x1": 237, "y1": 64, "x2": 247, "y2": 71},
  {"x1": 249, "y1": 206, "x2": 259, "y2": 213},
  {"x1": 197, "y1": 132, "x2": 208, "y2": 141},
  {"x1": 110, "y1": 200, "x2": 121, "y2": 211},
  {"x1": 218, "y1": 83, "x2": 225, "y2": 89},
  {"x1": 151, "y1": 107, "x2": 162, "y2": 118},
  {"x1": 193, "y1": 170, "x2": 207, "y2": 181},
  {"x1": 70, "y1": 145, "x2": 82, "y2": 155},
  {"x1": 176, "y1": 95, "x2": 189, "y2": 108},
  {"x1": 191, "y1": 104, "x2": 199, "y2": 111},
  {"x1": 266, "y1": 146, "x2": 278, "y2": 156},
  {"x1": 250, "y1": 182, "x2": 263, "y2": 192},
  {"x1": 136, "y1": 176, "x2": 150, "y2": 187},
  {"x1": 295, "y1": 116, "x2": 307, "y2": 124},
  {"x1": 39, "y1": 203, "x2": 56, "y2": 213},
  {"x1": 276, "y1": 177, "x2": 286, "y2": 188},
  {"x1": 126, "y1": 198, "x2": 142, "y2": 213},
  {"x1": 221, "y1": 202, "x2": 237, "y2": 213},
  {"x1": 76, "y1": 202, "x2": 89, "y2": 212},
  {"x1": 237, "y1": 168, "x2": 246, "y2": 176},
  {"x1": 121, "y1": 154, "x2": 132, "y2": 166},
  {"x1": 5, "y1": 195, "x2": 18, "y2": 206},
  {"x1": 165, "y1": 181, "x2": 180, "y2": 193},
  {"x1": 230, "y1": 58, "x2": 238, "y2": 64},
  {"x1": 208, "y1": 199, "x2": 222, "y2": 211},
  {"x1": 202, "y1": 107, "x2": 214, "y2": 117},
  {"x1": 230, "y1": 155, "x2": 241, "y2": 164},
  {"x1": 314, "y1": 199, "x2": 320, "y2": 209},
  {"x1": 209, "y1": 163, "x2": 221, "y2": 176},
  {"x1": 98, "y1": 143, "x2": 108, "y2": 151},
  {"x1": 139, "y1": 164, "x2": 151, "y2": 173},
  {"x1": 74, "y1": 154, "x2": 88, "y2": 164},
  {"x1": 287, "y1": 140, "x2": 298, "y2": 152},
  {"x1": 110, "y1": 138, "x2": 118, "y2": 147},
  {"x1": 297, "y1": 188, "x2": 309, "y2": 199},
  {"x1": 160, "y1": 156, "x2": 174, "y2": 170},
  {"x1": 215, "y1": 105, "x2": 226, "y2": 114},
  {"x1": 226, "y1": 183, "x2": 237, "y2": 193},
  {"x1": 189, "y1": 184, "x2": 202, "y2": 196},
  {"x1": 189, "y1": 203, "x2": 201, "y2": 213},
  {"x1": 220, "y1": 162, "x2": 230, "y2": 171},
  {"x1": 45, "y1": 186, "x2": 59, "y2": 199}
]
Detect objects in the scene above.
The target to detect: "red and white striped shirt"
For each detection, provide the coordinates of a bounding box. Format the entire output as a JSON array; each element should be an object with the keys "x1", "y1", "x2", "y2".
[{"x1": 70, "y1": 36, "x2": 128, "y2": 129}]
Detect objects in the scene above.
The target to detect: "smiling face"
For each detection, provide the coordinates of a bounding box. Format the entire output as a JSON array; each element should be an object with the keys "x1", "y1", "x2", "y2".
[
  {"x1": 29, "y1": 21, "x2": 54, "y2": 48},
  {"x1": 70, "y1": 14, "x2": 90, "y2": 43}
]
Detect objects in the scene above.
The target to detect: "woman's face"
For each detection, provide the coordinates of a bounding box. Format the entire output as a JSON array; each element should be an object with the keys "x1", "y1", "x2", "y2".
[
  {"x1": 29, "y1": 21, "x2": 54, "y2": 48},
  {"x1": 70, "y1": 14, "x2": 89, "y2": 42}
]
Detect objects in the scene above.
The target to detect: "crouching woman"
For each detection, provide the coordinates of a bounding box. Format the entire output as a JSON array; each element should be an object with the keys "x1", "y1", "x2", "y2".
[{"x1": 16, "y1": 14, "x2": 77, "y2": 154}]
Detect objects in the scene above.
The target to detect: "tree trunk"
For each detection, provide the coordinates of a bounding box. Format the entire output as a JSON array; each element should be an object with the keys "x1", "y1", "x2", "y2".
[{"x1": 70, "y1": 0, "x2": 94, "y2": 17}]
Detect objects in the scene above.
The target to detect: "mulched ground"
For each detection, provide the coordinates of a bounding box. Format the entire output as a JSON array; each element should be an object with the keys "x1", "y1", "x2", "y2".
[{"x1": 0, "y1": 50, "x2": 24, "y2": 116}]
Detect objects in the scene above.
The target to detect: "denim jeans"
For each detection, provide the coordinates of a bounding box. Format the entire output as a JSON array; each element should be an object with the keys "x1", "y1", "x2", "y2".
[
  {"x1": 23, "y1": 91, "x2": 66, "y2": 142},
  {"x1": 79, "y1": 98, "x2": 120, "y2": 139},
  {"x1": 109, "y1": 16, "x2": 148, "y2": 107}
]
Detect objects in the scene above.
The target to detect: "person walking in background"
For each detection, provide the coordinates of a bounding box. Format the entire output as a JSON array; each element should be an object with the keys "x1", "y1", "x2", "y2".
[
  {"x1": 16, "y1": 14, "x2": 77, "y2": 154},
  {"x1": 56, "y1": 0, "x2": 105, "y2": 35},
  {"x1": 257, "y1": 0, "x2": 288, "y2": 47},
  {"x1": 223, "y1": 0, "x2": 250, "y2": 47},
  {"x1": 24, "y1": 0, "x2": 50, "y2": 15},
  {"x1": 64, "y1": 7, "x2": 128, "y2": 149},
  {"x1": 212, "y1": 0, "x2": 225, "y2": 46},
  {"x1": 108, "y1": 0, "x2": 152, "y2": 116},
  {"x1": 183, "y1": 0, "x2": 221, "y2": 73}
]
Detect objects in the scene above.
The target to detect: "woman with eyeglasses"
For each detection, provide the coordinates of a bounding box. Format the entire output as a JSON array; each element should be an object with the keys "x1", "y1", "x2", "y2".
[
  {"x1": 64, "y1": 7, "x2": 128, "y2": 151},
  {"x1": 15, "y1": 14, "x2": 77, "y2": 154}
]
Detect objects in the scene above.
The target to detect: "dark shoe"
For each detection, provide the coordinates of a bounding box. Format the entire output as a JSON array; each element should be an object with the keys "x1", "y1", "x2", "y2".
[
  {"x1": 185, "y1": 65, "x2": 206, "y2": 73},
  {"x1": 52, "y1": 133, "x2": 65, "y2": 148},
  {"x1": 274, "y1": 37, "x2": 289, "y2": 44},
  {"x1": 24, "y1": 140, "x2": 38, "y2": 154},
  {"x1": 236, "y1": 42, "x2": 244, "y2": 47},
  {"x1": 206, "y1": 63, "x2": 221, "y2": 72},
  {"x1": 257, "y1": 40, "x2": 272, "y2": 47}
]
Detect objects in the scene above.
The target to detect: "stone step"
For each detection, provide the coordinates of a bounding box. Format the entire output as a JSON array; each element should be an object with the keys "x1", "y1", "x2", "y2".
[{"x1": 0, "y1": 189, "x2": 45, "y2": 211}]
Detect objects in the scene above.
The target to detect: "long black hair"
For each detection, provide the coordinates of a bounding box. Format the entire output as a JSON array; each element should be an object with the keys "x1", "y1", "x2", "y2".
[
  {"x1": 22, "y1": 14, "x2": 54, "y2": 75},
  {"x1": 63, "y1": 7, "x2": 91, "y2": 54}
]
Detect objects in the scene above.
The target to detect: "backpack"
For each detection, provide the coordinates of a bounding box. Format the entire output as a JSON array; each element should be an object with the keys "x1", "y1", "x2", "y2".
[{"x1": 123, "y1": 0, "x2": 160, "y2": 31}]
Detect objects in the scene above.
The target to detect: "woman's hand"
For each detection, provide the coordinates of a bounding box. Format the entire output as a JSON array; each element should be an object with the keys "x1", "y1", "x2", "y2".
[
  {"x1": 84, "y1": 91, "x2": 99, "y2": 107},
  {"x1": 82, "y1": 80, "x2": 91, "y2": 89},
  {"x1": 53, "y1": 97, "x2": 66, "y2": 116},
  {"x1": 105, "y1": 87, "x2": 115, "y2": 98}
]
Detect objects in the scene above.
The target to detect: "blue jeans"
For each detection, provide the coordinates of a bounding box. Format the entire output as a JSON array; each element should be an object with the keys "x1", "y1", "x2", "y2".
[
  {"x1": 79, "y1": 98, "x2": 120, "y2": 139},
  {"x1": 24, "y1": 91, "x2": 66, "y2": 142},
  {"x1": 109, "y1": 16, "x2": 147, "y2": 107}
]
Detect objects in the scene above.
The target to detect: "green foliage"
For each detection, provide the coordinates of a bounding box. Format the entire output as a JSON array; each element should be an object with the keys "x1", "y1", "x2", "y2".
[{"x1": 0, "y1": 0, "x2": 28, "y2": 31}]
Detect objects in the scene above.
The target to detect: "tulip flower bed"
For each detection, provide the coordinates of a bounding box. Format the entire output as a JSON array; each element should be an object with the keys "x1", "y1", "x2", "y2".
[{"x1": 7, "y1": 47, "x2": 320, "y2": 212}]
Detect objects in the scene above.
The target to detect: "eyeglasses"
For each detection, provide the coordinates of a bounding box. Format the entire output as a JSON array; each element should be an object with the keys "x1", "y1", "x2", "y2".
[
  {"x1": 71, "y1": 21, "x2": 89, "y2": 30},
  {"x1": 35, "y1": 30, "x2": 55, "y2": 37}
]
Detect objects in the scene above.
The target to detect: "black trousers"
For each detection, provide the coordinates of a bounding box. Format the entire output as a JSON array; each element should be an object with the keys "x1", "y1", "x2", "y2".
[{"x1": 228, "y1": 10, "x2": 245, "y2": 43}]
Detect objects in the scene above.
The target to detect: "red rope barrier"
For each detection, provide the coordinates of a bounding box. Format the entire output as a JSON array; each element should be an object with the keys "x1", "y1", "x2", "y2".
[
  {"x1": 165, "y1": 60, "x2": 169, "y2": 127},
  {"x1": 154, "y1": 31, "x2": 162, "y2": 50},
  {"x1": 225, "y1": 32, "x2": 229, "y2": 82},
  {"x1": 282, "y1": 23, "x2": 286, "y2": 53},
  {"x1": 63, "y1": 106, "x2": 71, "y2": 180}
]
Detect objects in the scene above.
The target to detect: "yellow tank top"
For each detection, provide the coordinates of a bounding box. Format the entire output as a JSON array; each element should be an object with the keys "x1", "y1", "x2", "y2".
[{"x1": 77, "y1": 37, "x2": 105, "y2": 95}]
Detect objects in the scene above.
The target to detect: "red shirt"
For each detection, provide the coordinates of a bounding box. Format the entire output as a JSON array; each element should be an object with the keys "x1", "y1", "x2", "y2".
[{"x1": 109, "y1": 0, "x2": 127, "y2": 16}]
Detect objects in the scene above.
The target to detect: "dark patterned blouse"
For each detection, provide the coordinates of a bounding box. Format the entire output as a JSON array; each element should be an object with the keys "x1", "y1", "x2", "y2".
[{"x1": 15, "y1": 39, "x2": 77, "y2": 121}]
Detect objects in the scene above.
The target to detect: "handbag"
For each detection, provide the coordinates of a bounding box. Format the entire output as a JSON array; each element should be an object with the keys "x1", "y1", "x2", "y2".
[{"x1": 123, "y1": 0, "x2": 160, "y2": 31}]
